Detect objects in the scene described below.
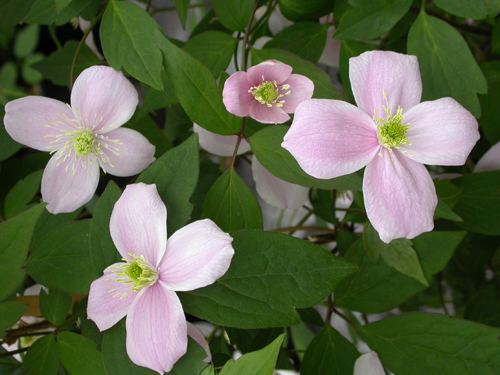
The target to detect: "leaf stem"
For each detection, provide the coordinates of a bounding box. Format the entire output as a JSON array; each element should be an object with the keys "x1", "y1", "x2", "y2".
[
  {"x1": 274, "y1": 225, "x2": 336, "y2": 234},
  {"x1": 48, "y1": 25, "x2": 62, "y2": 49},
  {"x1": 0, "y1": 347, "x2": 29, "y2": 358},
  {"x1": 69, "y1": 7, "x2": 105, "y2": 88}
]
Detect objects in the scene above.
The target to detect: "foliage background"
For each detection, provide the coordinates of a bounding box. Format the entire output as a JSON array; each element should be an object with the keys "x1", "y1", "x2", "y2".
[{"x1": 0, "y1": 0, "x2": 499, "y2": 374}]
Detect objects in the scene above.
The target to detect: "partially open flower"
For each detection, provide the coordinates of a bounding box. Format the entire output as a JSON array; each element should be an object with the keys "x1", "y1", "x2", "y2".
[
  {"x1": 3, "y1": 66, "x2": 155, "y2": 214},
  {"x1": 87, "y1": 183, "x2": 234, "y2": 373},
  {"x1": 223, "y1": 60, "x2": 314, "y2": 124}
]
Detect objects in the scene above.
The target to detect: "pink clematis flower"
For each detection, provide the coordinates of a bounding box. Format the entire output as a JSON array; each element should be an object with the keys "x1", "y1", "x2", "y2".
[
  {"x1": 474, "y1": 142, "x2": 500, "y2": 173},
  {"x1": 282, "y1": 51, "x2": 479, "y2": 243},
  {"x1": 3, "y1": 66, "x2": 155, "y2": 214},
  {"x1": 223, "y1": 60, "x2": 314, "y2": 124},
  {"x1": 87, "y1": 183, "x2": 234, "y2": 373},
  {"x1": 354, "y1": 352, "x2": 386, "y2": 375}
]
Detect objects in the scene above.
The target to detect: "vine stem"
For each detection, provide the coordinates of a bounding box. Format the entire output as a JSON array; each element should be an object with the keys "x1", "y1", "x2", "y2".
[
  {"x1": 0, "y1": 347, "x2": 29, "y2": 358},
  {"x1": 274, "y1": 225, "x2": 336, "y2": 234},
  {"x1": 229, "y1": 0, "x2": 259, "y2": 167},
  {"x1": 69, "y1": 7, "x2": 105, "y2": 88}
]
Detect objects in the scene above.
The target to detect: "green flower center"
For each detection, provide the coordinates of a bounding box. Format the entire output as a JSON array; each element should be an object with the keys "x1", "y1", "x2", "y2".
[
  {"x1": 250, "y1": 81, "x2": 280, "y2": 105},
  {"x1": 376, "y1": 107, "x2": 410, "y2": 149},
  {"x1": 72, "y1": 130, "x2": 96, "y2": 156},
  {"x1": 114, "y1": 254, "x2": 158, "y2": 291}
]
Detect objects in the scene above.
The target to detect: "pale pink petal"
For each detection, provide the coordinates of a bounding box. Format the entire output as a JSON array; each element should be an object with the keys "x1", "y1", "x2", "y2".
[
  {"x1": 249, "y1": 101, "x2": 290, "y2": 124},
  {"x1": 71, "y1": 66, "x2": 138, "y2": 133},
  {"x1": 354, "y1": 352, "x2": 385, "y2": 375},
  {"x1": 474, "y1": 142, "x2": 500, "y2": 172},
  {"x1": 97, "y1": 128, "x2": 155, "y2": 177},
  {"x1": 282, "y1": 99, "x2": 380, "y2": 179},
  {"x1": 4, "y1": 96, "x2": 79, "y2": 152},
  {"x1": 281, "y1": 74, "x2": 314, "y2": 113},
  {"x1": 87, "y1": 265, "x2": 136, "y2": 331},
  {"x1": 252, "y1": 156, "x2": 309, "y2": 209},
  {"x1": 400, "y1": 98, "x2": 480, "y2": 166},
  {"x1": 126, "y1": 283, "x2": 187, "y2": 374},
  {"x1": 41, "y1": 150, "x2": 100, "y2": 214},
  {"x1": 187, "y1": 322, "x2": 211, "y2": 363},
  {"x1": 364, "y1": 149, "x2": 437, "y2": 243},
  {"x1": 193, "y1": 123, "x2": 250, "y2": 157},
  {"x1": 247, "y1": 60, "x2": 293, "y2": 86},
  {"x1": 110, "y1": 183, "x2": 167, "y2": 266},
  {"x1": 222, "y1": 71, "x2": 253, "y2": 117},
  {"x1": 349, "y1": 51, "x2": 422, "y2": 118},
  {"x1": 159, "y1": 219, "x2": 234, "y2": 291}
]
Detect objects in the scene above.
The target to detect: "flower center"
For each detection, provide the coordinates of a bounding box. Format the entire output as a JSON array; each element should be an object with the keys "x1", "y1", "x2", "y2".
[
  {"x1": 249, "y1": 80, "x2": 291, "y2": 108},
  {"x1": 72, "y1": 130, "x2": 96, "y2": 156},
  {"x1": 113, "y1": 254, "x2": 158, "y2": 291},
  {"x1": 375, "y1": 107, "x2": 410, "y2": 149}
]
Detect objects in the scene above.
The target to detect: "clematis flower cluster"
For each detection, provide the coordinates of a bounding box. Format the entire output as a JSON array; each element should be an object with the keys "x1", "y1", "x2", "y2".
[
  {"x1": 282, "y1": 51, "x2": 480, "y2": 243},
  {"x1": 87, "y1": 183, "x2": 234, "y2": 373},
  {"x1": 3, "y1": 66, "x2": 155, "y2": 214},
  {"x1": 223, "y1": 60, "x2": 314, "y2": 124}
]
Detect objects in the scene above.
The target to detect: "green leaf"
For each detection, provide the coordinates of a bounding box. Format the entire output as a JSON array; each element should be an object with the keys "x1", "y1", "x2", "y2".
[
  {"x1": 180, "y1": 230, "x2": 357, "y2": 328},
  {"x1": 203, "y1": 169, "x2": 263, "y2": 232},
  {"x1": 183, "y1": 31, "x2": 237, "y2": 78},
  {"x1": 250, "y1": 126, "x2": 362, "y2": 191},
  {"x1": 33, "y1": 40, "x2": 99, "y2": 86},
  {"x1": 0, "y1": 0, "x2": 35, "y2": 36},
  {"x1": 39, "y1": 289, "x2": 71, "y2": 326},
  {"x1": 434, "y1": 200, "x2": 462, "y2": 222},
  {"x1": 479, "y1": 61, "x2": 500, "y2": 143},
  {"x1": 100, "y1": 0, "x2": 163, "y2": 89},
  {"x1": 464, "y1": 282, "x2": 500, "y2": 327},
  {"x1": 493, "y1": 19, "x2": 500, "y2": 56},
  {"x1": 363, "y1": 224, "x2": 428, "y2": 286},
  {"x1": 0, "y1": 302, "x2": 26, "y2": 337},
  {"x1": 0, "y1": 203, "x2": 44, "y2": 301},
  {"x1": 220, "y1": 334, "x2": 285, "y2": 375},
  {"x1": 27, "y1": 220, "x2": 97, "y2": 293},
  {"x1": 226, "y1": 328, "x2": 284, "y2": 354},
  {"x1": 336, "y1": 231, "x2": 465, "y2": 313},
  {"x1": 14, "y1": 24, "x2": 39, "y2": 59},
  {"x1": 434, "y1": 0, "x2": 499, "y2": 20},
  {"x1": 3, "y1": 169, "x2": 42, "y2": 219},
  {"x1": 24, "y1": 0, "x2": 59, "y2": 24},
  {"x1": 407, "y1": 12, "x2": 487, "y2": 117},
  {"x1": 251, "y1": 48, "x2": 340, "y2": 99},
  {"x1": 301, "y1": 326, "x2": 359, "y2": 375},
  {"x1": 265, "y1": 22, "x2": 328, "y2": 62},
  {"x1": 453, "y1": 171, "x2": 500, "y2": 235},
  {"x1": 23, "y1": 334, "x2": 59, "y2": 375},
  {"x1": 160, "y1": 37, "x2": 241, "y2": 135},
  {"x1": 22, "y1": 53, "x2": 44, "y2": 85},
  {"x1": 278, "y1": 0, "x2": 332, "y2": 21},
  {"x1": 359, "y1": 312, "x2": 500, "y2": 375},
  {"x1": 101, "y1": 321, "x2": 156, "y2": 375},
  {"x1": 89, "y1": 181, "x2": 122, "y2": 274},
  {"x1": 335, "y1": 0, "x2": 412, "y2": 41},
  {"x1": 168, "y1": 338, "x2": 212, "y2": 375},
  {"x1": 212, "y1": 0, "x2": 254, "y2": 31},
  {"x1": 137, "y1": 135, "x2": 199, "y2": 234},
  {"x1": 57, "y1": 331, "x2": 107, "y2": 375},
  {"x1": 173, "y1": 0, "x2": 189, "y2": 27}
]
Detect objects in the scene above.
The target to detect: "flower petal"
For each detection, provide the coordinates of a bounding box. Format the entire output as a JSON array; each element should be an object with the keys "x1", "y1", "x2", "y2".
[
  {"x1": 187, "y1": 322, "x2": 212, "y2": 363},
  {"x1": 110, "y1": 183, "x2": 167, "y2": 266},
  {"x1": 97, "y1": 128, "x2": 155, "y2": 177},
  {"x1": 126, "y1": 283, "x2": 187, "y2": 374},
  {"x1": 401, "y1": 98, "x2": 480, "y2": 166},
  {"x1": 71, "y1": 66, "x2": 138, "y2": 133},
  {"x1": 354, "y1": 352, "x2": 386, "y2": 375},
  {"x1": 41, "y1": 151, "x2": 100, "y2": 214},
  {"x1": 474, "y1": 142, "x2": 500, "y2": 173},
  {"x1": 4, "y1": 96, "x2": 78, "y2": 152},
  {"x1": 249, "y1": 101, "x2": 290, "y2": 124},
  {"x1": 364, "y1": 149, "x2": 437, "y2": 243},
  {"x1": 193, "y1": 123, "x2": 250, "y2": 157},
  {"x1": 282, "y1": 99, "x2": 379, "y2": 179},
  {"x1": 160, "y1": 219, "x2": 234, "y2": 291},
  {"x1": 349, "y1": 51, "x2": 422, "y2": 118},
  {"x1": 252, "y1": 156, "x2": 309, "y2": 209},
  {"x1": 222, "y1": 71, "x2": 253, "y2": 117},
  {"x1": 87, "y1": 265, "x2": 136, "y2": 331},
  {"x1": 281, "y1": 74, "x2": 314, "y2": 113},
  {"x1": 247, "y1": 60, "x2": 292, "y2": 85}
]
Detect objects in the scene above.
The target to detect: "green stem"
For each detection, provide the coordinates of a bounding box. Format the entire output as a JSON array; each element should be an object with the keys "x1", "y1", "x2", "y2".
[{"x1": 48, "y1": 25, "x2": 62, "y2": 49}]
